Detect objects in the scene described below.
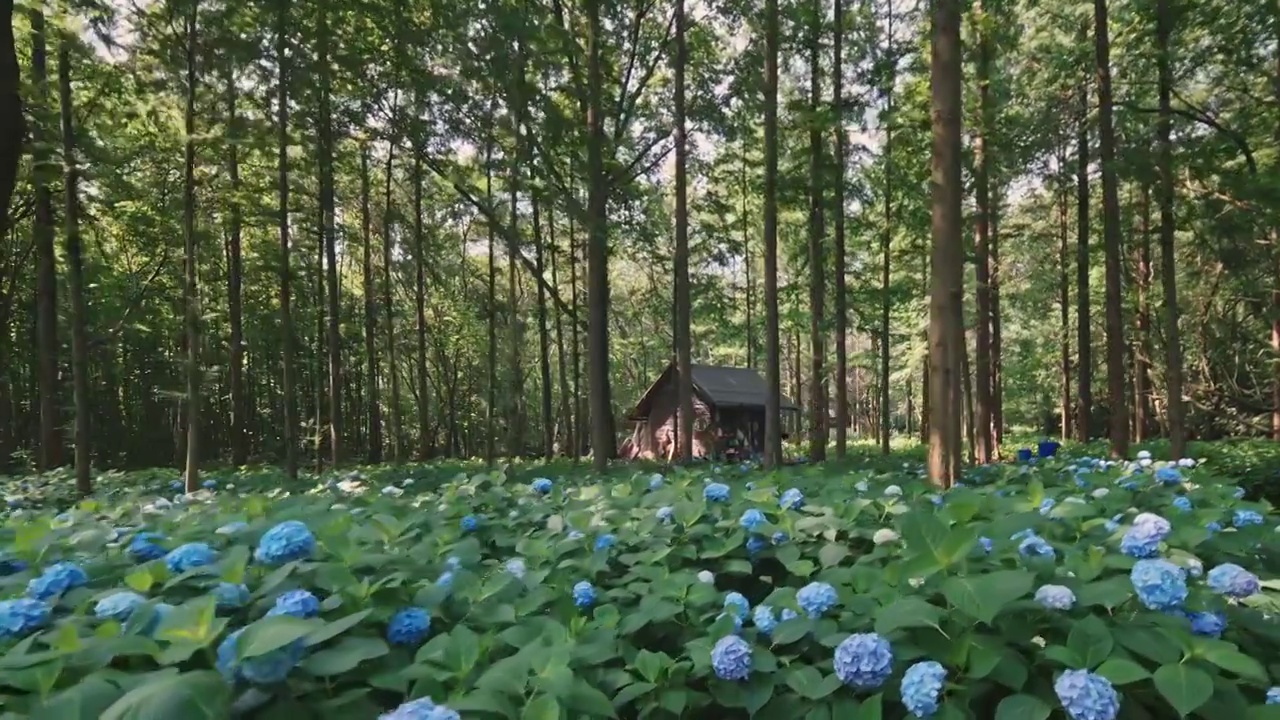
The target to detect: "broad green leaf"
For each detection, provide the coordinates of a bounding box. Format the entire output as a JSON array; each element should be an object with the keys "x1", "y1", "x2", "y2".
[
  {"x1": 941, "y1": 570, "x2": 1034, "y2": 624},
  {"x1": 1095, "y1": 657, "x2": 1150, "y2": 685},
  {"x1": 521, "y1": 694, "x2": 561, "y2": 720},
  {"x1": 1066, "y1": 616, "x2": 1113, "y2": 669},
  {"x1": 100, "y1": 670, "x2": 231, "y2": 720},
  {"x1": 565, "y1": 679, "x2": 616, "y2": 718},
  {"x1": 818, "y1": 543, "x2": 850, "y2": 568},
  {"x1": 299, "y1": 637, "x2": 389, "y2": 676},
  {"x1": 1200, "y1": 645, "x2": 1267, "y2": 684},
  {"x1": 236, "y1": 616, "x2": 322, "y2": 659},
  {"x1": 874, "y1": 597, "x2": 943, "y2": 635},
  {"x1": 994, "y1": 694, "x2": 1051, "y2": 720},
  {"x1": 303, "y1": 609, "x2": 371, "y2": 647},
  {"x1": 1153, "y1": 664, "x2": 1214, "y2": 717}
]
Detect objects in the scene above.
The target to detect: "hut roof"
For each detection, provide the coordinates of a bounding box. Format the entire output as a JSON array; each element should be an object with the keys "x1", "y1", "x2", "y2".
[{"x1": 628, "y1": 362, "x2": 798, "y2": 420}]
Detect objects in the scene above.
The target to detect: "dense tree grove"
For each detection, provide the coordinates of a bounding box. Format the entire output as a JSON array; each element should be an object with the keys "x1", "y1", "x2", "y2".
[{"x1": 1, "y1": 0, "x2": 1278, "y2": 488}]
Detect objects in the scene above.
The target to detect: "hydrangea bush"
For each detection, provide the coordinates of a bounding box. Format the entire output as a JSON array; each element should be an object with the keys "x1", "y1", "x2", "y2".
[{"x1": 0, "y1": 454, "x2": 1278, "y2": 718}]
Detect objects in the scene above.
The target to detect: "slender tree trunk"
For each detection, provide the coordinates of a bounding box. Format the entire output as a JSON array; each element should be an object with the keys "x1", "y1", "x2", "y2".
[
  {"x1": 58, "y1": 27, "x2": 89, "y2": 494},
  {"x1": 1094, "y1": 0, "x2": 1130, "y2": 458},
  {"x1": 277, "y1": 0, "x2": 297, "y2": 480},
  {"x1": 0, "y1": 0, "x2": 22, "y2": 242},
  {"x1": 673, "y1": 0, "x2": 693, "y2": 463},
  {"x1": 1135, "y1": 181, "x2": 1152, "y2": 441},
  {"x1": 878, "y1": 0, "x2": 894, "y2": 457},
  {"x1": 569, "y1": 177, "x2": 582, "y2": 458},
  {"x1": 586, "y1": 0, "x2": 616, "y2": 469},
  {"x1": 506, "y1": 158, "x2": 522, "y2": 457},
  {"x1": 763, "y1": 0, "x2": 783, "y2": 468},
  {"x1": 182, "y1": 0, "x2": 201, "y2": 490},
  {"x1": 962, "y1": 338, "x2": 975, "y2": 463},
  {"x1": 807, "y1": 0, "x2": 827, "y2": 462},
  {"x1": 1076, "y1": 58, "x2": 1093, "y2": 443},
  {"x1": 972, "y1": 0, "x2": 994, "y2": 464},
  {"x1": 533, "y1": 190, "x2": 554, "y2": 460},
  {"x1": 225, "y1": 64, "x2": 247, "y2": 467},
  {"x1": 1058, "y1": 145, "x2": 1073, "y2": 441},
  {"x1": 413, "y1": 142, "x2": 430, "y2": 460},
  {"x1": 743, "y1": 137, "x2": 754, "y2": 370},
  {"x1": 991, "y1": 186, "x2": 1004, "y2": 453},
  {"x1": 1273, "y1": 3, "x2": 1280, "y2": 443},
  {"x1": 29, "y1": 5, "x2": 61, "y2": 471},
  {"x1": 1155, "y1": 0, "x2": 1185, "y2": 457},
  {"x1": 484, "y1": 118, "x2": 497, "y2": 463},
  {"x1": 383, "y1": 137, "x2": 401, "y2": 462},
  {"x1": 920, "y1": 251, "x2": 930, "y2": 445},
  {"x1": 832, "y1": 0, "x2": 848, "y2": 457},
  {"x1": 361, "y1": 146, "x2": 382, "y2": 463},
  {"x1": 928, "y1": 0, "x2": 963, "y2": 487},
  {"x1": 551, "y1": 207, "x2": 571, "y2": 455},
  {"x1": 318, "y1": 3, "x2": 342, "y2": 467}
]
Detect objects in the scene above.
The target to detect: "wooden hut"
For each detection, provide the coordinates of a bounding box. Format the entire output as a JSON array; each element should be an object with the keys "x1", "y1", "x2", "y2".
[{"x1": 621, "y1": 362, "x2": 798, "y2": 461}]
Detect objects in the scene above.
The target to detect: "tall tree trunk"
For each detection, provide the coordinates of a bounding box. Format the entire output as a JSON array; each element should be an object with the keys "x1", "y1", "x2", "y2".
[
  {"x1": 1135, "y1": 181, "x2": 1152, "y2": 441},
  {"x1": 361, "y1": 145, "x2": 382, "y2": 463},
  {"x1": 763, "y1": 0, "x2": 783, "y2": 468},
  {"x1": 29, "y1": 5, "x2": 61, "y2": 471},
  {"x1": 58, "y1": 26, "x2": 89, "y2": 494},
  {"x1": 991, "y1": 188, "x2": 1004, "y2": 452},
  {"x1": 928, "y1": 0, "x2": 963, "y2": 487},
  {"x1": 383, "y1": 137, "x2": 401, "y2": 461},
  {"x1": 225, "y1": 64, "x2": 247, "y2": 467},
  {"x1": 1273, "y1": 3, "x2": 1280, "y2": 443},
  {"x1": 1076, "y1": 58, "x2": 1093, "y2": 443},
  {"x1": 806, "y1": 0, "x2": 827, "y2": 462},
  {"x1": 1155, "y1": 0, "x2": 1186, "y2": 457},
  {"x1": 277, "y1": 0, "x2": 297, "y2": 480},
  {"x1": 182, "y1": 0, "x2": 201, "y2": 490},
  {"x1": 742, "y1": 137, "x2": 754, "y2": 370},
  {"x1": 551, "y1": 207, "x2": 571, "y2": 455},
  {"x1": 673, "y1": 0, "x2": 693, "y2": 463},
  {"x1": 878, "y1": 0, "x2": 893, "y2": 457},
  {"x1": 569, "y1": 178, "x2": 583, "y2": 458},
  {"x1": 506, "y1": 159, "x2": 523, "y2": 458},
  {"x1": 586, "y1": 0, "x2": 616, "y2": 469},
  {"x1": 533, "y1": 190, "x2": 554, "y2": 460},
  {"x1": 413, "y1": 142, "x2": 430, "y2": 460},
  {"x1": 920, "y1": 250, "x2": 930, "y2": 445},
  {"x1": 972, "y1": 0, "x2": 994, "y2": 464},
  {"x1": 313, "y1": 224, "x2": 325, "y2": 470},
  {"x1": 1058, "y1": 145, "x2": 1072, "y2": 442},
  {"x1": 318, "y1": 3, "x2": 342, "y2": 467},
  {"x1": 0, "y1": 0, "x2": 22, "y2": 241},
  {"x1": 833, "y1": 0, "x2": 848, "y2": 457},
  {"x1": 485, "y1": 128, "x2": 498, "y2": 464},
  {"x1": 1094, "y1": 0, "x2": 1130, "y2": 459}
]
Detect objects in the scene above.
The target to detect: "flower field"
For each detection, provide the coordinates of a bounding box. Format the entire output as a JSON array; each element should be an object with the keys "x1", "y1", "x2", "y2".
[{"x1": 3, "y1": 452, "x2": 1280, "y2": 719}]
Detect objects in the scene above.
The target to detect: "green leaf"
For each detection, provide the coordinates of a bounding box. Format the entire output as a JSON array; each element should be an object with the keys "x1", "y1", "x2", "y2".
[
  {"x1": 874, "y1": 597, "x2": 942, "y2": 635},
  {"x1": 100, "y1": 671, "x2": 230, "y2": 720},
  {"x1": 236, "y1": 616, "x2": 322, "y2": 659},
  {"x1": 34, "y1": 676, "x2": 126, "y2": 719},
  {"x1": 1201, "y1": 646, "x2": 1267, "y2": 684},
  {"x1": 124, "y1": 569, "x2": 154, "y2": 594},
  {"x1": 941, "y1": 570, "x2": 1034, "y2": 624},
  {"x1": 610, "y1": 682, "x2": 655, "y2": 708},
  {"x1": 1153, "y1": 664, "x2": 1214, "y2": 717},
  {"x1": 1095, "y1": 658, "x2": 1150, "y2": 685},
  {"x1": 785, "y1": 666, "x2": 825, "y2": 699},
  {"x1": 994, "y1": 694, "x2": 1051, "y2": 720},
  {"x1": 770, "y1": 618, "x2": 810, "y2": 645},
  {"x1": 632, "y1": 649, "x2": 667, "y2": 684},
  {"x1": 1066, "y1": 616, "x2": 1113, "y2": 669},
  {"x1": 1075, "y1": 578, "x2": 1134, "y2": 609},
  {"x1": 521, "y1": 694, "x2": 561, "y2": 720},
  {"x1": 565, "y1": 679, "x2": 616, "y2": 718},
  {"x1": 302, "y1": 609, "x2": 371, "y2": 647},
  {"x1": 299, "y1": 637, "x2": 389, "y2": 676},
  {"x1": 818, "y1": 543, "x2": 850, "y2": 568}
]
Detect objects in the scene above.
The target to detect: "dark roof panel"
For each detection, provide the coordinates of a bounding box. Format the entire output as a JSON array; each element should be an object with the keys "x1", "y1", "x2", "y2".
[{"x1": 628, "y1": 362, "x2": 797, "y2": 419}]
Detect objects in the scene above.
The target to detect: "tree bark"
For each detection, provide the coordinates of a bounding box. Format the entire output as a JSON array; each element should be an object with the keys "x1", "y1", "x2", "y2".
[
  {"x1": 225, "y1": 63, "x2": 247, "y2": 467},
  {"x1": 382, "y1": 135, "x2": 401, "y2": 461},
  {"x1": 1135, "y1": 181, "x2": 1152, "y2": 441},
  {"x1": 277, "y1": 0, "x2": 297, "y2": 480},
  {"x1": 833, "y1": 0, "x2": 848, "y2": 457},
  {"x1": 1274, "y1": 2, "x2": 1280, "y2": 443},
  {"x1": 533, "y1": 189, "x2": 554, "y2": 460},
  {"x1": 1156, "y1": 0, "x2": 1186, "y2": 457},
  {"x1": 928, "y1": 0, "x2": 963, "y2": 487},
  {"x1": 361, "y1": 145, "x2": 382, "y2": 463},
  {"x1": 972, "y1": 0, "x2": 994, "y2": 464},
  {"x1": 58, "y1": 26, "x2": 90, "y2": 494},
  {"x1": 318, "y1": 2, "x2": 342, "y2": 467},
  {"x1": 0, "y1": 0, "x2": 22, "y2": 241},
  {"x1": 1058, "y1": 144, "x2": 1073, "y2": 441},
  {"x1": 878, "y1": 1, "x2": 893, "y2": 457},
  {"x1": 586, "y1": 0, "x2": 616, "y2": 469},
  {"x1": 991, "y1": 187, "x2": 1004, "y2": 452},
  {"x1": 673, "y1": 0, "x2": 693, "y2": 463},
  {"x1": 807, "y1": 0, "x2": 826, "y2": 462},
  {"x1": 551, "y1": 206, "x2": 571, "y2": 455},
  {"x1": 413, "y1": 142, "x2": 430, "y2": 460},
  {"x1": 1094, "y1": 0, "x2": 1130, "y2": 458},
  {"x1": 1076, "y1": 56, "x2": 1093, "y2": 443},
  {"x1": 182, "y1": 0, "x2": 201, "y2": 490},
  {"x1": 763, "y1": 0, "x2": 783, "y2": 468}
]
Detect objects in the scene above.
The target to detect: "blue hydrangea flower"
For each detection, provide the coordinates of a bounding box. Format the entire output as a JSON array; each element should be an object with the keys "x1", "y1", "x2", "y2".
[
  {"x1": 1018, "y1": 535, "x2": 1055, "y2": 560},
  {"x1": 216, "y1": 628, "x2": 303, "y2": 685},
  {"x1": 1206, "y1": 521, "x2": 1223, "y2": 534},
  {"x1": 1232, "y1": 510, "x2": 1264, "y2": 528},
  {"x1": 594, "y1": 534, "x2": 616, "y2": 551},
  {"x1": 170, "y1": 480, "x2": 183, "y2": 491},
  {"x1": 1188, "y1": 611, "x2": 1226, "y2": 638},
  {"x1": 1172, "y1": 496, "x2": 1192, "y2": 512},
  {"x1": 1133, "y1": 512, "x2": 1171, "y2": 537},
  {"x1": 704, "y1": 483, "x2": 730, "y2": 502},
  {"x1": 771, "y1": 531, "x2": 788, "y2": 545},
  {"x1": 724, "y1": 592, "x2": 750, "y2": 618},
  {"x1": 901, "y1": 660, "x2": 947, "y2": 718},
  {"x1": 1010, "y1": 528, "x2": 1036, "y2": 541},
  {"x1": 566, "y1": 529, "x2": 585, "y2": 541},
  {"x1": 739, "y1": 509, "x2": 766, "y2": 531},
  {"x1": 710, "y1": 635, "x2": 752, "y2": 681},
  {"x1": 1268, "y1": 687, "x2": 1280, "y2": 705},
  {"x1": 531, "y1": 478, "x2": 553, "y2": 494},
  {"x1": 797, "y1": 581, "x2": 838, "y2": 618},
  {"x1": 444, "y1": 556, "x2": 462, "y2": 571},
  {"x1": 254, "y1": 520, "x2": 317, "y2": 566},
  {"x1": 0, "y1": 598, "x2": 50, "y2": 639},
  {"x1": 647, "y1": 474, "x2": 664, "y2": 491},
  {"x1": 386, "y1": 607, "x2": 431, "y2": 646},
  {"x1": 378, "y1": 697, "x2": 461, "y2": 720},
  {"x1": 745, "y1": 535, "x2": 769, "y2": 555},
  {"x1": 94, "y1": 591, "x2": 146, "y2": 622},
  {"x1": 213, "y1": 582, "x2": 250, "y2": 611},
  {"x1": 26, "y1": 561, "x2": 88, "y2": 601},
  {"x1": 572, "y1": 581, "x2": 596, "y2": 609},
  {"x1": 656, "y1": 506, "x2": 674, "y2": 523},
  {"x1": 978, "y1": 537, "x2": 993, "y2": 554},
  {"x1": 833, "y1": 633, "x2": 893, "y2": 690},
  {"x1": 1120, "y1": 524, "x2": 1162, "y2": 559},
  {"x1": 1035, "y1": 585, "x2": 1076, "y2": 611},
  {"x1": 436, "y1": 571, "x2": 454, "y2": 589},
  {"x1": 752, "y1": 605, "x2": 777, "y2": 635},
  {"x1": 1155, "y1": 466, "x2": 1182, "y2": 485},
  {"x1": 505, "y1": 558, "x2": 526, "y2": 579},
  {"x1": 268, "y1": 590, "x2": 321, "y2": 619},
  {"x1": 1054, "y1": 669, "x2": 1119, "y2": 720},
  {"x1": 460, "y1": 515, "x2": 479, "y2": 532},
  {"x1": 0, "y1": 556, "x2": 28, "y2": 575},
  {"x1": 780, "y1": 608, "x2": 799, "y2": 622},
  {"x1": 1233, "y1": 487, "x2": 1247, "y2": 500},
  {"x1": 1207, "y1": 563, "x2": 1260, "y2": 599},
  {"x1": 780, "y1": 488, "x2": 804, "y2": 510},
  {"x1": 165, "y1": 543, "x2": 217, "y2": 574},
  {"x1": 1130, "y1": 559, "x2": 1188, "y2": 611},
  {"x1": 202, "y1": 479, "x2": 218, "y2": 490},
  {"x1": 1039, "y1": 498, "x2": 1056, "y2": 516}
]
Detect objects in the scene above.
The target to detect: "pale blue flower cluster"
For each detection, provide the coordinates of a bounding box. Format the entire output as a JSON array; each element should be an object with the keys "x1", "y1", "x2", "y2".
[
  {"x1": 656, "y1": 506, "x2": 674, "y2": 523},
  {"x1": 780, "y1": 488, "x2": 804, "y2": 510},
  {"x1": 752, "y1": 605, "x2": 777, "y2": 635},
  {"x1": 1130, "y1": 559, "x2": 1187, "y2": 611},
  {"x1": 704, "y1": 483, "x2": 730, "y2": 502},
  {"x1": 505, "y1": 558, "x2": 526, "y2": 579},
  {"x1": 1155, "y1": 466, "x2": 1182, "y2": 485},
  {"x1": 94, "y1": 591, "x2": 146, "y2": 622},
  {"x1": 1233, "y1": 510, "x2": 1264, "y2": 528},
  {"x1": 648, "y1": 474, "x2": 665, "y2": 491},
  {"x1": 1039, "y1": 498, "x2": 1056, "y2": 516},
  {"x1": 1172, "y1": 496, "x2": 1192, "y2": 512},
  {"x1": 386, "y1": 607, "x2": 431, "y2": 646},
  {"x1": 1207, "y1": 563, "x2": 1259, "y2": 599},
  {"x1": 739, "y1": 509, "x2": 766, "y2": 531},
  {"x1": 1268, "y1": 687, "x2": 1280, "y2": 705},
  {"x1": 379, "y1": 697, "x2": 461, "y2": 720},
  {"x1": 1234, "y1": 487, "x2": 1247, "y2": 500},
  {"x1": 797, "y1": 581, "x2": 838, "y2": 618},
  {"x1": 1035, "y1": 585, "x2": 1075, "y2": 611},
  {"x1": 216, "y1": 628, "x2": 303, "y2": 685},
  {"x1": 710, "y1": 635, "x2": 752, "y2": 681},
  {"x1": 0, "y1": 598, "x2": 50, "y2": 639},
  {"x1": 26, "y1": 561, "x2": 88, "y2": 601},
  {"x1": 213, "y1": 582, "x2": 250, "y2": 611},
  {"x1": 1187, "y1": 610, "x2": 1226, "y2": 638},
  {"x1": 460, "y1": 515, "x2": 479, "y2": 532},
  {"x1": 254, "y1": 520, "x2": 317, "y2": 566},
  {"x1": 833, "y1": 633, "x2": 893, "y2": 690},
  {"x1": 978, "y1": 537, "x2": 993, "y2": 554},
  {"x1": 573, "y1": 581, "x2": 597, "y2": 608},
  {"x1": 900, "y1": 660, "x2": 946, "y2": 718},
  {"x1": 723, "y1": 592, "x2": 750, "y2": 618},
  {"x1": 1054, "y1": 669, "x2": 1119, "y2": 720},
  {"x1": 746, "y1": 536, "x2": 769, "y2": 555},
  {"x1": 269, "y1": 590, "x2": 321, "y2": 618},
  {"x1": 594, "y1": 534, "x2": 616, "y2": 551},
  {"x1": 165, "y1": 542, "x2": 217, "y2": 574},
  {"x1": 128, "y1": 532, "x2": 166, "y2": 562},
  {"x1": 1018, "y1": 534, "x2": 1055, "y2": 560},
  {"x1": 531, "y1": 478, "x2": 553, "y2": 494},
  {"x1": 1120, "y1": 524, "x2": 1163, "y2": 559}
]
